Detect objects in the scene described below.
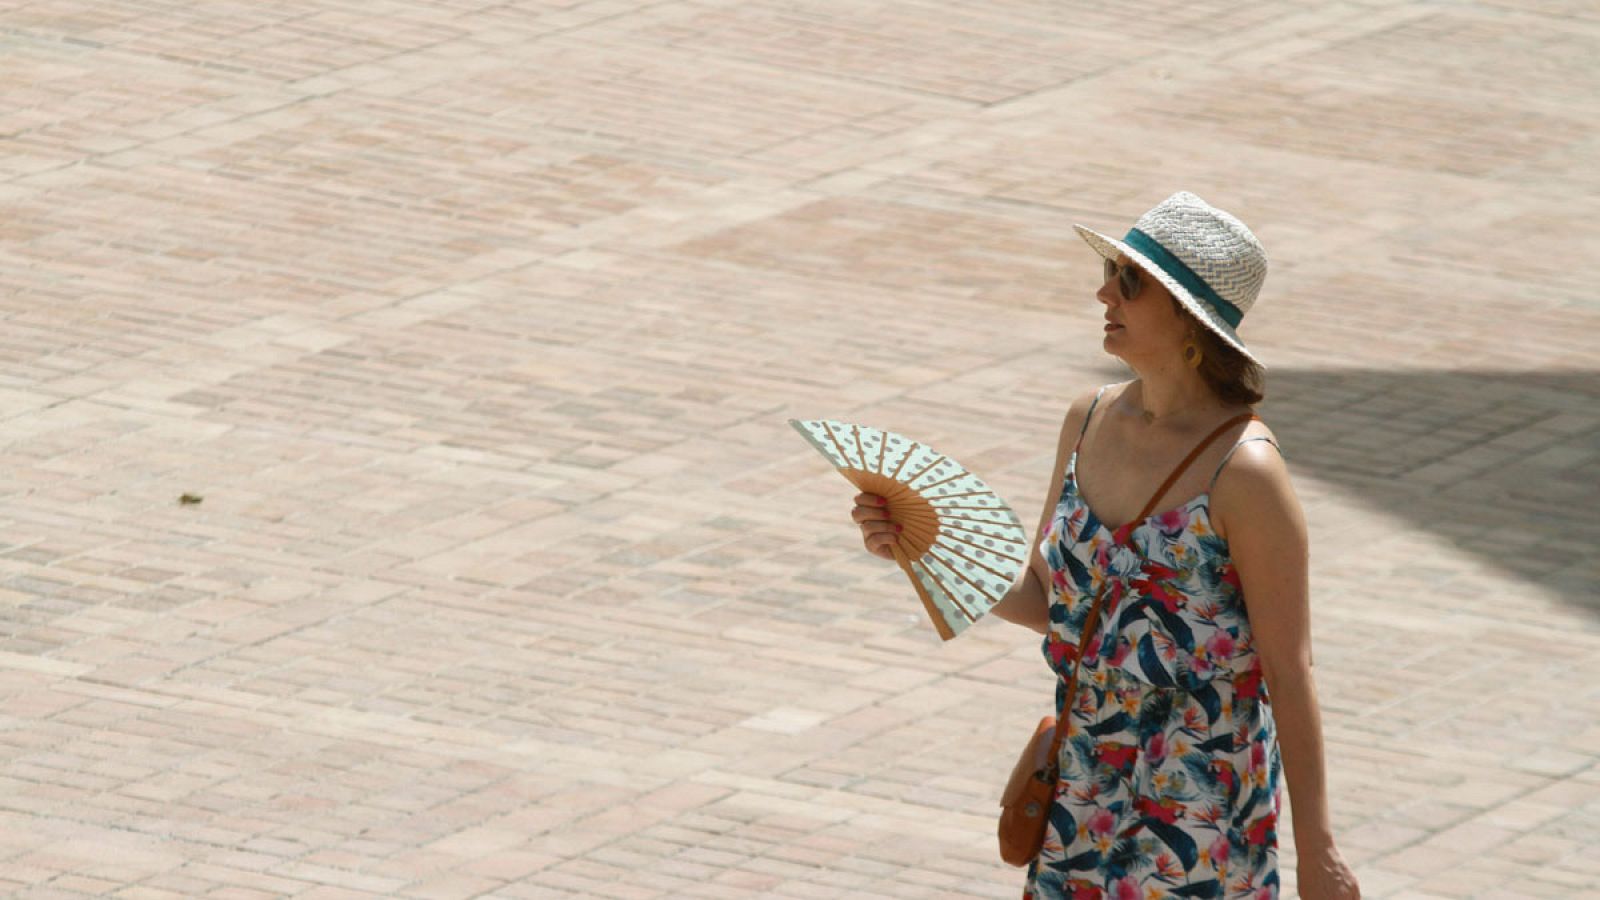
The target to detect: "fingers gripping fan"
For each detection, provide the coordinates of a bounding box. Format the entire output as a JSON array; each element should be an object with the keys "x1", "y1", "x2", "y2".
[{"x1": 789, "y1": 418, "x2": 1027, "y2": 640}]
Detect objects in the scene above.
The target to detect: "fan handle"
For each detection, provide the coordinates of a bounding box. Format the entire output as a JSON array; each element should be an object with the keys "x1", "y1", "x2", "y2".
[{"x1": 841, "y1": 469, "x2": 952, "y2": 641}]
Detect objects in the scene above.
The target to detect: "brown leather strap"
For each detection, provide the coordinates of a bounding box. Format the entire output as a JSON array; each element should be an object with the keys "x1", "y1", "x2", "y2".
[
  {"x1": 1136, "y1": 412, "x2": 1261, "y2": 519},
  {"x1": 1042, "y1": 580, "x2": 1112, "y2": 779}
]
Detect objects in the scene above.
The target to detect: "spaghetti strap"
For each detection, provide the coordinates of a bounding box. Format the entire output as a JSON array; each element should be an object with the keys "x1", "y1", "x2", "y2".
[
  {"x1": 1073, "y1": 384, "x2": 1111, "y2": 453},
  {"x1": 1207, "y1": 435, "x2": 1282, "y2": 493}
]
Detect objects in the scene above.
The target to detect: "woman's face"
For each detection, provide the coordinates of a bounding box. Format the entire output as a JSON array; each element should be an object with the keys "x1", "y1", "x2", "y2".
[{"x1": 1098, "y1": 254, "x2": 1191, "y2": 367}]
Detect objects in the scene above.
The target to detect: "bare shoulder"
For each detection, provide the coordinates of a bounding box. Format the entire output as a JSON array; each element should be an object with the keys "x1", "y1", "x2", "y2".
[
  {"x1": 1039, "y1": 382, "x2": 1118, "y2": 505},
  {"x1": 1210, "y1": 418, "x2": 1298, "y2": 544},
  {"x1": 1059, "y1": 381, "x2": 1123, "y2": 447}
]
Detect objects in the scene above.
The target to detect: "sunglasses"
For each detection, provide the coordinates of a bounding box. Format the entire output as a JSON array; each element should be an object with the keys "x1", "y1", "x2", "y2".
[{"x1": 1104, "y1": 257, "x2": 1143, "y2": 301}]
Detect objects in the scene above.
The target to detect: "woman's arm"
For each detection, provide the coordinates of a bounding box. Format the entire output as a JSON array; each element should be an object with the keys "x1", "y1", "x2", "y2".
[
  {"x1": 991, "y1": 391, "x2": 1096, "y2": 635},
  {"x1": 991, "y1": 564, "x2": 1048, "y2": 633},
  {"x1": 1219, "y1": 441, "x2": 1359, "y2": 898}
]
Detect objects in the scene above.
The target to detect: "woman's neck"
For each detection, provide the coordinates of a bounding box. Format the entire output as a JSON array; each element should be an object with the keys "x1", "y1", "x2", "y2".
[{"x1": 1124, "y1": 376, "x2": 1221, "y2": 426}]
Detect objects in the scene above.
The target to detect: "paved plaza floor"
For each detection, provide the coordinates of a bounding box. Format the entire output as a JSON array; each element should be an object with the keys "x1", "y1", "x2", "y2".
[{"x1": 1, "y1": 0, "x2": 1598, "y2": 897}]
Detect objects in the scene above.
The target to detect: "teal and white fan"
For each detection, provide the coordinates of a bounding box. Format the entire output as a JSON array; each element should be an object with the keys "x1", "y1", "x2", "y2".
[{"x1": 789, "y1": 418, "x2": 1027, "y2": 640}]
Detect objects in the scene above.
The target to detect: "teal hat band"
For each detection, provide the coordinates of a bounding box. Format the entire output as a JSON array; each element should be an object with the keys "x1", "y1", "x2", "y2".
[{"x1": 1123, "y1": 228, "x2": 1244, "y2": 328}]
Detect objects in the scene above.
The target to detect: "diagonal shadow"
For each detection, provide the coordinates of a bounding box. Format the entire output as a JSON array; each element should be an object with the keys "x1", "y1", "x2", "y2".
[{"x1": 1085, "y1": 366, "x2": 1600, "y2": 613}]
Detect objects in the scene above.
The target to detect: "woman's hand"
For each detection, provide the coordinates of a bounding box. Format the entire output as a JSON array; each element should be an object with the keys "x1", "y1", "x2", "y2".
[
  {"x1": 851, "y1": 492, "x2": 901, "y2": 561},
  {"x1": 1297, "y1": 842, "x2": 1360, "y2": 900}
]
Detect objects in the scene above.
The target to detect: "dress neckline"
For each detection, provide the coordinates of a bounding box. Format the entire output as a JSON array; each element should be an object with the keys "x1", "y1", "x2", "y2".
[{"x1": 1066, "y1": 449, "x2": 1212, "y2": 539}]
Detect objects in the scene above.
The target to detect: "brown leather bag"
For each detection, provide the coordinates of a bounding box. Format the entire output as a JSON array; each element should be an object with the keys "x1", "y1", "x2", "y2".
[
  {"x1": 997, "y1": 714, "x2": 1060, "y2": 866},
  {"x1": 997, "y1": 581, "x2": 1109, "y2": 867}
]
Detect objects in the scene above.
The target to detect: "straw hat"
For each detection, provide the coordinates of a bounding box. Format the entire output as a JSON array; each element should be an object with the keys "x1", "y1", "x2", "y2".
[{"x1": 1074, "y1": 191, "x2": 1268, "y2": 368}]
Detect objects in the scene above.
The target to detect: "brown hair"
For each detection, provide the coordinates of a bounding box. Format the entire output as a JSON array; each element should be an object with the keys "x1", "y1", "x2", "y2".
[{"x1": 1169, "y1": 295, "x2": 1264, "y2": 407}]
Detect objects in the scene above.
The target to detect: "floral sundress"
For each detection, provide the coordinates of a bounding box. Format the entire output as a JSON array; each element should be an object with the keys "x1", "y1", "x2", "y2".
[{"x1": 1023, "y1": 384, "x2": 1284, "y2": 900}]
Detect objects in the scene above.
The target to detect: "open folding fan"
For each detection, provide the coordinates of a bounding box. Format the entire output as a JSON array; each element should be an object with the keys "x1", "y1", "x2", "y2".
[{"x1": 789, "y1": 418, "x2": 1028, "y2": 640}]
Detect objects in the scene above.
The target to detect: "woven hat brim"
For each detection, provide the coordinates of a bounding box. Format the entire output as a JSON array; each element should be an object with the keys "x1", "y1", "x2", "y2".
[{"x1": 1074, "y1": 224, "x2": 1265, "y2": 370}]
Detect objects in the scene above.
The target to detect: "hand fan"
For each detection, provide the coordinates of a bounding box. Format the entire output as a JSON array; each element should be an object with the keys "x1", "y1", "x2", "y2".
[{"x1": 789, "y1": 418, "x2": 1028, "y2": 640}]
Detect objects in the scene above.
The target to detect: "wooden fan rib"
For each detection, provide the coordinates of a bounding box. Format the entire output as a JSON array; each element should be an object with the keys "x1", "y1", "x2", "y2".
[
  {"x1": 928, "y1": 499, "x2": 1011, "y2": 509},
  {"x1": 905, "y1": 453, "x2": 949, "y2": 486},
  {"x1": 915, "y1": 469, "x2": 971, "y2": 492},
  {"x1": 895, "y1": 545, "x2": 955, "y2": 641},
  {"x1": 884, "y1": 484, "x2": 935, "y2": 511},
  {"x1": 937, "y1": 519, "x2": 1026, "y2": 548},
  {"x1": 930, "y1": 515, "x2": 1021, "y2": 532},
  {"x1": 821, "y1": 422, "x2": 856, "y2": 470},
  {"x1": 938, "y1": 530, "x2": 1012, "y2": 552},
  {"x1": 903, "y1": 524, "x2": 942, "y2": 548},
  {"x1": 930, "y1": 513, "x2": 1024, "y2": 530},
  {"x1": 850, "y1": 424, "x2": 867, "y2": 472},
  {"x1": 920, "y1": 553, "x2": 995, "y2": 619},
  {"x1": 926, "y1": 542, "x2": 1008, "y2": 592},
  {"x1": 888, "y1": 442, "x2": 916, "y2": 482},
  {"x1": 928, "y1": 489, "x2": 999, "y2": 501},
  {"x1": 904, "y1": 522, "x2": 939, "y2": 556},
  {"x1": 928, "y1": 512, "x2": 1013, "y2": 525},
  {"x1": 896, "y1": 507, "x2": 941, "y2": 530},
  {"x1": 928, "y1": 542, "x2": 1014, "y2": 587},
  {"x1": 883, "y1": 497, "x2": 937, "y2": 530},
  {"x1": 912, "y1": 557, "x2": 978, "y2": 623},
  {"x1": 940, "y1": 529, "x2": 1026, "y2": 566}
]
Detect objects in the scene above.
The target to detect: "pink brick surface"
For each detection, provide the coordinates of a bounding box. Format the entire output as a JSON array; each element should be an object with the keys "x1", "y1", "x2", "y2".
[{"x1": 0, "y1": 1, "x2": 1597, "y2": 898}]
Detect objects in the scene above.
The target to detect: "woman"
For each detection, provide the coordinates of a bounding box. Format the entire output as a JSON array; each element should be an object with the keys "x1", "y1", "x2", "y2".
[{"x1": 853, "y1": 193, "x2": 1360, "y2": 899}]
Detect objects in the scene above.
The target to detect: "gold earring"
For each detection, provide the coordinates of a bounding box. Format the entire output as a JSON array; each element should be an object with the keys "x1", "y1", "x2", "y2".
[{"x1": 1184, "y1": 339, "x2": 1202, "y2": 368}]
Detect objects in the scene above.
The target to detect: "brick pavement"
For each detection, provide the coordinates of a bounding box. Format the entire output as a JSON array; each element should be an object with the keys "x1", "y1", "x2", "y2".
[{"x1": 1, "y1": 1, "x2": 1597, "y2": 897}]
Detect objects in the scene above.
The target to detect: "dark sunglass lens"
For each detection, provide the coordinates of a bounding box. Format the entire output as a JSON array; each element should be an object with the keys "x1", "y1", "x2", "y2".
[
  {"x1": 1120, "y1": 266, "x2": 1140, "y2": 300},
  {"x1": 1104, "y1": 258, "x2": 1116, "y2": 284}
]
